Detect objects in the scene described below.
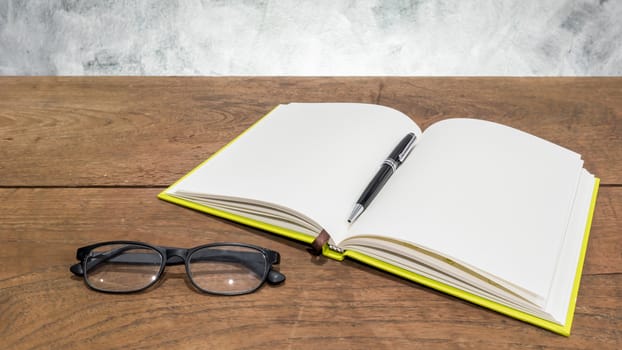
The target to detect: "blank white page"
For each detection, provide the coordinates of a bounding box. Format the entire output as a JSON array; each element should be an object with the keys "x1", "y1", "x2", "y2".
[
  {"x1": 545, "y1": 169, "x2": 595, "y2": 322},
  {"x1": 168, "y1": 103, "x2": 421, "y2": 242},
  {"x1": 349, "y1": 118, "x2": 584, "y2": 300}
]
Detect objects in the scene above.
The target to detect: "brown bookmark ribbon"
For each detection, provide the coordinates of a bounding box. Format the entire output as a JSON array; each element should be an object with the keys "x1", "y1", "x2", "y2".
[{"x1": 308, "y1": 229, "x2": 330, "y2": 256}]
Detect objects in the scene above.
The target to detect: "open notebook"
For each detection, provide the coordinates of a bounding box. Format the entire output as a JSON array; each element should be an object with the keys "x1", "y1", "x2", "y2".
[{"x1": 159, "y1": 103, "x2": 598, "y2": 335}]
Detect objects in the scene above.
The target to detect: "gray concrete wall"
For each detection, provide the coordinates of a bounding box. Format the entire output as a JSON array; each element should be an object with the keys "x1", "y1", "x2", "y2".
[{"x1": 1, "y1": 0, "x2": 620, "y2": 75}]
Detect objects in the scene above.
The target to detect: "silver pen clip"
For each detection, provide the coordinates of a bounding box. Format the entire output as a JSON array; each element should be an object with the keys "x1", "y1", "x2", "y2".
[{"x1": 397, "y1": 134, "x2": 417, "y2": 162}]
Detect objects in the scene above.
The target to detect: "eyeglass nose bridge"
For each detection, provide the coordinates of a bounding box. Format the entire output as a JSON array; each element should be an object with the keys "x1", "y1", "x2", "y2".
[{"x1": 163, "y1": 247, "x2": 189, "y2": 266}]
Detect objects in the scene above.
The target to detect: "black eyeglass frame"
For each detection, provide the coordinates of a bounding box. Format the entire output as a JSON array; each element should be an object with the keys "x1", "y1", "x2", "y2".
[{"x1": 70, "y1": 241, "x2": 285, "y2": 295}]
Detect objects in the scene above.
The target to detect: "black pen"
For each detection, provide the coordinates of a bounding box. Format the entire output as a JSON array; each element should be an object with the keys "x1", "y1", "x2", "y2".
[{"x1": 347, "y1": 132, "x2": 417, "y2": 223}]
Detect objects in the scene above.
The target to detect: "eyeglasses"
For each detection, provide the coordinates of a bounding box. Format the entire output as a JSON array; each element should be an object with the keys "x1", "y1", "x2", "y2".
[{"x1": 70, "y1": 241, "x2": 285, "y2": 295}]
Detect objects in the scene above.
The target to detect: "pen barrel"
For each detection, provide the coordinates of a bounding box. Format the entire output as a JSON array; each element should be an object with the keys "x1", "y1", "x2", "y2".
[{"x1": 357, "y1": 164, "x2": 394, "y2": 207}]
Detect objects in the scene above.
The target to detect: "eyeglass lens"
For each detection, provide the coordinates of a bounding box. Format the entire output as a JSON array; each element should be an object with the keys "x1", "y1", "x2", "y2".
[
  {"x1": 188, "y1": 245, "x2": 268, "y2": 295},
  {"x1": 85, "y1": 244, "x2": 163, "y2": 292}
]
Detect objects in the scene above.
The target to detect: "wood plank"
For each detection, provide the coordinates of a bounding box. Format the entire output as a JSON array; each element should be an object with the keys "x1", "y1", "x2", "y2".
[
  {"x1": 1, "y1": 77, "x2": 620, "y2": 187},
  {"x1": 0, "y1": 188, "x2": 619, "y2": 349},
  {"x1": 584, "y1": 187, "x2": 622, "y2": 275},
  {"x1": 0, "y1": 77, "x2": 380, "y2": 187}
]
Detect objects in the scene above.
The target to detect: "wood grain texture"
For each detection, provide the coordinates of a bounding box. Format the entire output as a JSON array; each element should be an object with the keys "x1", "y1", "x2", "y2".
[
  {"x1": 0, "y1": 77, "x2": 620, "y2": 349},
  {"x1": 0, "y1": 77, "x2": 620, "y2": 186}
]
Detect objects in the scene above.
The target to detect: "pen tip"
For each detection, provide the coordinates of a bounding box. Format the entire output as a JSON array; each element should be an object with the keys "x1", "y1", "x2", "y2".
[{"x1": 347, "y1": 204, "x2": 364, "y2": 224}]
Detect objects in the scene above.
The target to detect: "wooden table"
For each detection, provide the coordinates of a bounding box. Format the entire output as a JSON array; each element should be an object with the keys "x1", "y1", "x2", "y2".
[{"x1": 1, "y1": 77, "x2": 620, "y2": 349}]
